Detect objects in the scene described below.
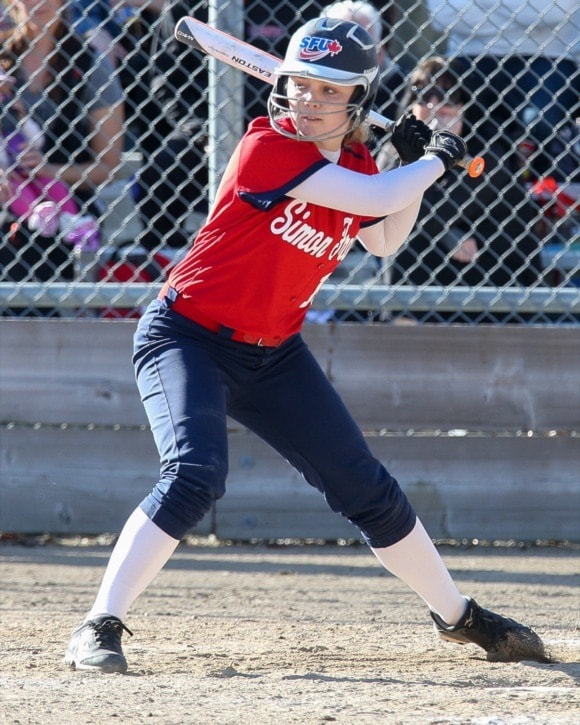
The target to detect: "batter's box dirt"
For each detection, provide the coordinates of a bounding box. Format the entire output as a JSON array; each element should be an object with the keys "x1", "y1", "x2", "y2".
[{"x1": 1, "y1": 541, "x2": 578, "y2": 724}]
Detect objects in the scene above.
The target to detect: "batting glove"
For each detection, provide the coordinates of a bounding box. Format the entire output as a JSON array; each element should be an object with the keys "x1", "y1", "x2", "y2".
[
  {"x1": 424, "y1": 130, "x2": 467, "y2": 172},
  {"x1": 391, "y1": 112, "x2": 432, "y2": 164}
]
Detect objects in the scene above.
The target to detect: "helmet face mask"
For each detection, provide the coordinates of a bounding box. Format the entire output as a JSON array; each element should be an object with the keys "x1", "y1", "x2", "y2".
[{"x1": 268, "y1": 17, "x2": 380, "y2": 142}]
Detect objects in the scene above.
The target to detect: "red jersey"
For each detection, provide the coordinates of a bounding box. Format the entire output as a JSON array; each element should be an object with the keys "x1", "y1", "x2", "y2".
[{"x1": 165, "y1": 117, "x2": 379, "y2": 340}]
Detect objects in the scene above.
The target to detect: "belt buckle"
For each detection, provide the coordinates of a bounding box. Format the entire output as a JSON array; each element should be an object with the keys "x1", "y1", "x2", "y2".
[{"x1": 256, "y1": 337, "x2": 264, "y2": 347}]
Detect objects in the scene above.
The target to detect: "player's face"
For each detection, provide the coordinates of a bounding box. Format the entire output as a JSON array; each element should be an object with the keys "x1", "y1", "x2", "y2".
[{"x1": 286, "y1": 76, "x2": 355, "y2": 150}]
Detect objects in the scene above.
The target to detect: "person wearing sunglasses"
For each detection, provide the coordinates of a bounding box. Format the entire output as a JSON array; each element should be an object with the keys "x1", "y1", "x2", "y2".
[
  {"x1": 377, "y1": 57, "x2": 543, "y2": 320},
  {"x1": 427, "y1": 0, "x2": 579, "y2": 185}
]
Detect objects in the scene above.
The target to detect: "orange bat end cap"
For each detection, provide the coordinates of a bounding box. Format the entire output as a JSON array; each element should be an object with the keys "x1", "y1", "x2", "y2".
[{"x1": 468, "y1": 156, "x2": 485, "y2": 178}]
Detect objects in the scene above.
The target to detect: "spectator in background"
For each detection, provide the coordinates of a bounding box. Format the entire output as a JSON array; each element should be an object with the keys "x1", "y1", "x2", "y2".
[
  {"x1": 132, "y1": 0, "x2": 208, "y2": 253},
  {"x1": 0, "y1": 0, "x2": 124, "y2": 302},
  {"x1": 68, "y1": 0, "x2": 164, "y2": 145},
  {"x1": 321, "y1": 1, "x2": 405, "y2": 123},
  {"x1": 426, "y1": 0, "x2": 579, "y2": 185},
  {"x1": 377, "y1": 56, "x2": 543, "y2": 315},
  {"x1": 68, "y1": 0, "x2": 209, "y2": 255},
  {"x1": 0, "y1": 67, "x2": 99, "y2": 247},
  {"x1": 243, "y1": 1, "x2": 321, "y2": 122}
]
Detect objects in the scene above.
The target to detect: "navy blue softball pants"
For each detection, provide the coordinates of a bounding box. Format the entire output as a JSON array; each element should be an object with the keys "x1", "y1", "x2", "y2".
[{"x1": 132, "y1": 297, "x2": 416, "y2": 548}]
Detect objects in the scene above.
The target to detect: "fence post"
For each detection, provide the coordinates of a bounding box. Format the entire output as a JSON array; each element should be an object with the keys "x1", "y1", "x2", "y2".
[{"x1": 208, "y1": 0, "x2": 245, "y2": 205}]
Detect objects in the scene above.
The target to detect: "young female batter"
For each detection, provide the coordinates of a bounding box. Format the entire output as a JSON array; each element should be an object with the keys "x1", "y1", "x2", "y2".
[{"x1": 65, "y1": 17, "x2": 547, "y2": 673}]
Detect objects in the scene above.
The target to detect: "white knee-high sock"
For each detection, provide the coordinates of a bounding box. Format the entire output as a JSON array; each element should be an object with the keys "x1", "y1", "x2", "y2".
[
  {"x1": 371, "y1": 518, "x2": 468, "y2": 625},
  {"x1": 87, "y1": 507, "x2": 180, "y2": 622}
]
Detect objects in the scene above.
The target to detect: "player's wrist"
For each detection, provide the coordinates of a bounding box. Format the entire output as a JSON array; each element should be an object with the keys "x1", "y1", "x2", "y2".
[{"x1": 422, "y1": 153, "x2": 447, "y2": 175}]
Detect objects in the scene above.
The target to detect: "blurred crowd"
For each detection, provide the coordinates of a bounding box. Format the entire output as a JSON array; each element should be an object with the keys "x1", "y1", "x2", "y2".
[{"x1": 0, "y1": 0, "x2": 578, "y2": 320}]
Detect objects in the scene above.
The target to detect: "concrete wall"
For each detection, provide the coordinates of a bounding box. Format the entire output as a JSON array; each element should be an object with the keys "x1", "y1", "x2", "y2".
[{"x1": 1, "y1": 320, "x2": 578, "y2": 541}]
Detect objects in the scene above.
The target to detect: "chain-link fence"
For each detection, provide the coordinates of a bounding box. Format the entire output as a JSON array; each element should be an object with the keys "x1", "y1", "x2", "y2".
[{"x1": 0, "y1": 0, "x2": 578, "y2": 323}]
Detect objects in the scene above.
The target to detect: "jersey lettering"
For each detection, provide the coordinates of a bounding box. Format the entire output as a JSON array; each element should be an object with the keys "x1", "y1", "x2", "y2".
[
  {"x1": 167, "y1": 118, "x2": 376, "y2": 340},
  {"x1": 328, "y1": 217, "x2": 356, "y2": 261},
  {"x1": 299, "y1": 273, "x2": 331, "y2": 309},
  {"x1": 270, "y1": 200, "x2": 334, "y2": 258}
]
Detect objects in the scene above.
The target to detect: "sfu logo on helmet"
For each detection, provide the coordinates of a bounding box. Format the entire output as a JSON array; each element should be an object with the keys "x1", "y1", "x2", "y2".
[{"x1": 298, "y1": 36, "x2": 343, "y2": 62}]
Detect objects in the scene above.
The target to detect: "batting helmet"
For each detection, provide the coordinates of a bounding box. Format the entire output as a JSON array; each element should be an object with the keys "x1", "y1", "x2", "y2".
[{"x1": 268, "y1": 17, "x2": 380, "y2": 141}]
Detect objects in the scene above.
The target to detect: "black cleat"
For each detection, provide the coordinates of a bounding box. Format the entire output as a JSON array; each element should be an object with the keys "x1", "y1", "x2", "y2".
[
  {"x1": 431, "y1": 598, "x2": 550, "y2": 663},
  {"x1": 64, "y1": 615, "x2": 133, "y2": 673}
]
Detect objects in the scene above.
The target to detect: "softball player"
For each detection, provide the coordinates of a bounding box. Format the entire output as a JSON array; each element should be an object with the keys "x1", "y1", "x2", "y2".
[{"x1": 65, "y1": 17, "x2": 547, "y2": 673}]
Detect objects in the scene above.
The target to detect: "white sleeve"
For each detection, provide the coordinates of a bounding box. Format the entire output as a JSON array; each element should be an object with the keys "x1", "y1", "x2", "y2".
[
  {"x1": 357, "y1": 198, "x2": 424, "y2": 257},
  {"x1": 287, "y1": 156, "x2": 444, "y2": 217},
  {"x1": 286, "y1": 155, "x2": 444, "y2": 258}
]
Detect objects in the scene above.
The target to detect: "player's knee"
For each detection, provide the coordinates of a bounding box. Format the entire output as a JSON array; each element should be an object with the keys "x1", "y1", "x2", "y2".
[
  {"x1": 144, "y1": 458, "x2": 228, "y2": 538},
  {"x1": 344, "y1": 473, "x2": 416, "y2": 548}
]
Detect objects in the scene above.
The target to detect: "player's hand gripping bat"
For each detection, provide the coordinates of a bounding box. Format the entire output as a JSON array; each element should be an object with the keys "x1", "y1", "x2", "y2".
[{"x1": 174, "y1": 16, "x2": 485, "y2": 178}]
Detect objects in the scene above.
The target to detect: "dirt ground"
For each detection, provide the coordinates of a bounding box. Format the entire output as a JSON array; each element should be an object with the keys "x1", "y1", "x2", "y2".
[{"x1": 1, "y1": 537, "x2": 579, "y2": 725}]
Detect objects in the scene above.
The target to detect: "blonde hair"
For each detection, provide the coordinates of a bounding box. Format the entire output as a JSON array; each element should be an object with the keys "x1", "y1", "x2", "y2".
[
  {"x1": 0, "y1": 0, "x2": 29, "y2": 57},
  {"x1": 344, "y1": 120, "x2": 371, "y2": 146}
]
